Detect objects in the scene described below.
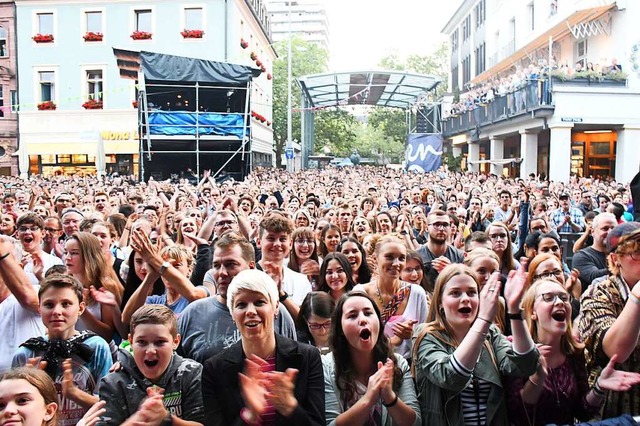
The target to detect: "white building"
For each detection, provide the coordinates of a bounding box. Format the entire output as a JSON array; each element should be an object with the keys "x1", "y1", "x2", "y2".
[
  {"x1": 266, "y1": 0, "x2": 330, "y2": 50},
  {"x1": 441, "y1": 0, "x2": 640, "y2": 183}
]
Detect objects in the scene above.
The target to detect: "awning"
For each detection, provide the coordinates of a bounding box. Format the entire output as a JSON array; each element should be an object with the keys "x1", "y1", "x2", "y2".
[
  {"x1": 472, "y1": 3, "x2": 616, "y2": 84},
  {"x1": 25, "y1": 142, "x2": 97, "y2": 156},
  {"x1": 468, "y1": 158, "x2": 522, "y2": 165}
]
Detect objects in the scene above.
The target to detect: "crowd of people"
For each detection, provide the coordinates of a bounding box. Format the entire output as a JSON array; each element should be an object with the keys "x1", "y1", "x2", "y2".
[
  {"x1": 0, "y1": 165, "x2": 639, "y2": 426},
  {"x1": 448, "y1": 58, "x2": 625, "y2": 118}
]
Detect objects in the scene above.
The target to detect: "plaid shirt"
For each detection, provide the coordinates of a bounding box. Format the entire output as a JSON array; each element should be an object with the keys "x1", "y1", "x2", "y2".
[
  {"x1": 578, "y1": 274, "x2": 640, "y2": 418},
  {"x1": 549, "y1": 206, "x2": 585, "y2": 233}
]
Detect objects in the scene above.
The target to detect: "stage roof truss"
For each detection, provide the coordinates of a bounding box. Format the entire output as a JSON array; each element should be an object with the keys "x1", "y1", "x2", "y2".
[{"x1": 298, "y1": 71, "x2": 441, "y2": 110}]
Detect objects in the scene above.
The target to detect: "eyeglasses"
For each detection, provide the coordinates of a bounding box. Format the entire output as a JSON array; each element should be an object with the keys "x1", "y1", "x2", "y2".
[
  {"x1": 295, "y1": 239, "x2": 314, "y2": 245},
  {"x1": 429, "y1": 222, "x2": 450, "y2": 229},
  {"x1": 531, "y1": 226, "x2": 546, "y2": 232},
  {"x1": 538, "y1": 291, "x2": 570, "y2": 303},
  {"x1": 44, "y1": 227, "x2": 61, "y2": 233},
  {"x1": 18, "y1": 226, "x2": 41, "y2": 233},
  {"x1": 617, "y1": 250, "x2": 640, "y2": 261},
  {"x1": 214, "y1": 220, "x2": 237, "y2": 227},
  {"x1": 533, "y1": 269, "x2": 564, "y2": 281},
  {"x1": 489, "y1": 233, "x2": 508, "y2": 240},
  {"x1": 403, "y1": 267, "x2": 422, "y2": 274},
  {"x1": 307, "y1": 321, "x2": 331, "y2": 330}
]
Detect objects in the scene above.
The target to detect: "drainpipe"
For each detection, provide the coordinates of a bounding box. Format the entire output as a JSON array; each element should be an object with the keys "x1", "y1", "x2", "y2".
[{"x1": 224, "y1": 0, "x2": 228, "y2": 61}]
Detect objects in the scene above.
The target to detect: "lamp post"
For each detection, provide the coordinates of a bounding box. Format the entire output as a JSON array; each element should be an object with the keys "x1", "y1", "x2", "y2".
[{"x1": 286, "y1": 0, "x2": 293, "y2": 172}]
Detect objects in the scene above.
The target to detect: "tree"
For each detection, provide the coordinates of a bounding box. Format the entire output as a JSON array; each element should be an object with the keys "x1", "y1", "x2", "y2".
[
  {"x1": 367, "y1": 107, "x2": 407, "y2": 147},
  {"x1": 272, "y1": 37, "x2": 328, "y2": 167},
  {"x1": 313, "y1": 109, "x2": 358, "y2": 155},
  {"x1": 355, "y1": 124, "x2": 405, "y2": 165}
]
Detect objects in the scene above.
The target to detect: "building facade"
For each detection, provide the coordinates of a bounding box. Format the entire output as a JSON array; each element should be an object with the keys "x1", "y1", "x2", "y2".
[
  {"x1": 266, "y1": 0, "x2": 330, "y2": 50},
  {"x1": 0, "y1": 0, "x2": 17, "y2": 176},
  {"x1": 441, "y1": 0, "x2": 640, "y2": 183},
  {"x1": 15, "y1": 0, "x2": 275, "y2": 177}
]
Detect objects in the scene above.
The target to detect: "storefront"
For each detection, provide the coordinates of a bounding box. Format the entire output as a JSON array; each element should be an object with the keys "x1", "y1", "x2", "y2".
[{"x1": 570, "y1": 130, "x2": 617, "y2": 178}]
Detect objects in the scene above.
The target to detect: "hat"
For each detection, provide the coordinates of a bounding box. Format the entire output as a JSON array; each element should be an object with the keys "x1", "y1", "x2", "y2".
[
  {"x1": 606, "y1": 222, "x2": 640, "y2": 252},
  {"x1": 558, "y1": 192, "x2": 570, "y2": 199}
]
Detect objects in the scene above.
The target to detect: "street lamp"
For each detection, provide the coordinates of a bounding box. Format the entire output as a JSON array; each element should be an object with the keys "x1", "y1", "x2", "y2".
[{"x1": 286, "y1": 0, "x2": 293, "y2": 172}]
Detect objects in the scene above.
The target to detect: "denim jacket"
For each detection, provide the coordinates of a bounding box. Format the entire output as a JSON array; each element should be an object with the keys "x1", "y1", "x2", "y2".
[{"x1": 413, "y1": 324, "x2": 538, "y2": 426}]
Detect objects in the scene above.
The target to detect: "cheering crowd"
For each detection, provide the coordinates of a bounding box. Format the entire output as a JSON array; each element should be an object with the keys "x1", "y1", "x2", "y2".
[{"x1": 0, "y1": 165, "x2": 639, "y2": 426}]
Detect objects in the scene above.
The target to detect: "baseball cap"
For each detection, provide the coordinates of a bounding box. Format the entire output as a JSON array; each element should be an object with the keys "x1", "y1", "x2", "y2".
[
  {"x1": 558, "y1": 192, "x2": 570, "y2": 199},
  {"x1": 606, "y1": 222, "x2": 640, "y2": 252}
]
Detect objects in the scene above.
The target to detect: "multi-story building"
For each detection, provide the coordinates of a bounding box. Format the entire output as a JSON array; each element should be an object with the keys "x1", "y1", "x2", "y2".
[
  {"x1": 441, "y1": 0, "x2": 640, "y2": 183},
  {"x1": 0, "y1": 0, "x2": 17, "y2": 176},
  {"x1": 266, "y1": 0, "x2": 330, "y2": 50},
  {"x1": 15, "y1": 0, "x2": 275, "y2": 177}
]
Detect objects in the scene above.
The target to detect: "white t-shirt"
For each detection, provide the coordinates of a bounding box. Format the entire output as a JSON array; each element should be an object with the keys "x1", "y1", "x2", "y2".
[
  {"x1": 282, "y1": 266, "x2": 313, "y2": 306},
  {"x1": 0, "y1": 288, "x2": 46, "y2": 372},
  {"x1": 23, "y1": 251, "x2": 63, "y2": 285}
]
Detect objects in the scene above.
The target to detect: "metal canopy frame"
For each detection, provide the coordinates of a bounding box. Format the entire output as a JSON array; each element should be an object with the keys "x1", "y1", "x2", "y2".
[{"x1": 298, "y1": 70, "x2": 441, "y2": 168}]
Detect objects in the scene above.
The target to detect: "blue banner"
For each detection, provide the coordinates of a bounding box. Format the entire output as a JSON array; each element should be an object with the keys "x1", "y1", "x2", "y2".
[{"x1": 405, "y1": 133, "x2": 443, "y2": 172}]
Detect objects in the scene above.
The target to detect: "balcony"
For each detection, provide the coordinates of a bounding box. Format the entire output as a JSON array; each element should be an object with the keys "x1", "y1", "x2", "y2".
[{"x1": 442, "y1": 80, "x2": 554, "y2": 138}]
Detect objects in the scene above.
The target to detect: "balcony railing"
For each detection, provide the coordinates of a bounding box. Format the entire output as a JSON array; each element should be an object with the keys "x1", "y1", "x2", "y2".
[{"x1": 442, "y1": 79, "x2": 554, "y2": 137}]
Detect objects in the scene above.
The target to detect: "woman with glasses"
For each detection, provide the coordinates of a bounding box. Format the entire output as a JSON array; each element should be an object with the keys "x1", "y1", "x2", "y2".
[
  {"x1": 295, "y1": 291, "x2": 334, "y2": 354},
  {"x1": 318, "y1": 252, "x2": 356, "y2": 301},
  {"x1": 288, "y1": 227, "x2": 320, "y2": 290},
  {"x1": 505, "y1": 279, "x2": 640, "y2": 425},
  {"x1": 486, "y1": 222, "x2": 518, "y2": 277},
  {"x1": 338, "y1": 237, "x2": 372, "y2": 285},
  {"x1": 527, "y1": 253, "x2": 581, "y2": 320},
  {"x1": 323, "y1": 291, "x2": 420, "y2": 425}
]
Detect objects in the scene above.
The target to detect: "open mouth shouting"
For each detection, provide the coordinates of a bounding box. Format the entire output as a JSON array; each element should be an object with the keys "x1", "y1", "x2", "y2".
[
  {"x1": 551, "y1": 310, "x2": 567, "y2": 322},
  {"x1": 144, "y1": 359, "x2": 159, "y2": 367},
  {"x1": 359, "y1": 328, "x2": 372, "y2": 342}
]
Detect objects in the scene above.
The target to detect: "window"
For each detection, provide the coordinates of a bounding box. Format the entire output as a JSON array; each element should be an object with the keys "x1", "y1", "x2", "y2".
[
  {"x1": 85, "y1": 11, "x2": 102, "y2": 33},
  {"x1": 37, "y1": 13, "x2": 54, "y2": 34},
  {"x1": 475, "y1": 43, "x2": 486, "y2": 74},
  {"x1": 528, "y1": 2, "x2": 535, "y2": 31},
  {"x1": 10, "y1": 90, "x2": 17, "y2": 113},
  {"x1": 86, "y1": 70, "x2": 103, "y2": 100},
  {"x1": 452, "y1": 65, "x2": 459, "y2": 91},
  {"x1": 0, "y1": 85, "x2": 4, "y2": 118},
  {"x1": 135, "y1": 9, "x2": 152, "y2": 32},
  {"x1": 576, "y1": 39, "x2": 587, "y2": 67},
  {"x1": 475, "y1": 0, "x2": 486, "y2": 28},
  {"x1": 184, "y1": 7, "x2": 203, "y2": 29},
  {"x1": 39, "y1": 71, "x2": 55, "y2": 102},
  {"x1": 451, "y1": 29, "x2": 459, "y2": 51},
  {"x1": 0, "y1": 27, "x2": 7, "y2": 57},
  {"x1": 462, "y1": 56, "x2": 471, "y2": 85},
  {"x1": 462, "y1": 15, "x2": 471, "y2": 41}
]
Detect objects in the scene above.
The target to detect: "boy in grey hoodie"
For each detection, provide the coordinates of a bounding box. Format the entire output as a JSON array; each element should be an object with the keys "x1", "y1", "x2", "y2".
[{"x1": 97, "y1": 305, "x2": 203, "y2": 425}]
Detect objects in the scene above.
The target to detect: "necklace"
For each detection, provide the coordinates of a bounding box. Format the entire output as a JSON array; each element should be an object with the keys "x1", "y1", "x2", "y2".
[{"x1": 375, "y1": 282, "x2": 385, "y2": 306}]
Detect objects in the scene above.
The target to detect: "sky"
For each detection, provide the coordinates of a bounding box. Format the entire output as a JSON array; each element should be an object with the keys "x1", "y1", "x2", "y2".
[{"x1": 323, "y1": 0, "x2": 464, "y2": 71}]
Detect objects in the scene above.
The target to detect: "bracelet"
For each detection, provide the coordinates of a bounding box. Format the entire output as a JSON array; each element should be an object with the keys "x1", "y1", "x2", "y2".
[
  {"x1": 507, "y1": 310, "x2": 524, "y2": 320},
  {"x1": 470, "y1": 328, "x2": 487, "y2": 338},
  {"x1": 0, "y1": 252, "x2": 10, "y2": 262},
  {"x1": 240, "y1": 407, "x2": 260, "y2": 425},
  {"x1": 382, "y1": 393, "x2": 399, "y2": 408},
  {"x1": 476, "y1": 317, "x2": 492, "y2": 325},
  {"x1": 125, "y1": 227, "x2": 131, "y2": 231},
  {"x1": 592, "y1": 380, "x2": 606, "y2": 397},
  {"x1": 528, "y1": 376, "x2": 543, "y2": 387},
  {"x1": 629, "y1": 293, "x2": 640, "y2": 306}
]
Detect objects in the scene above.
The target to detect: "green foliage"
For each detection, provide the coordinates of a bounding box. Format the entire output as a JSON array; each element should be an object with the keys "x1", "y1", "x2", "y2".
[
  {"x1": 314, "y1": 109, "x2": 359, "y2": 155},
  {"x1": 354, "y1": 124, "x2": 405, "y2": 165},
  {"x1": 368, "y1": 108, "x2": 406, "y2": 147},
  {"x1": 443, "y1": 152, "x2": 464, "y2": 172},
  {"x1": 272, "y1": 36, "x2": 329, "y2": 167}
]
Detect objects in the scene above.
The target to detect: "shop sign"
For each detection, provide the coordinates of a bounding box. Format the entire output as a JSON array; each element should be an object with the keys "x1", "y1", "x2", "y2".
[
  {"x1": 101, "y1": 131, "x2": 139, "y2": 140},
  {"x1": 561, "y1": 117, "x2": 583, "y2": 123}
]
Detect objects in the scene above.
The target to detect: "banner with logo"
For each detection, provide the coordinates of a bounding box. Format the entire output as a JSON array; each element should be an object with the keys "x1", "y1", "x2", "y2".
[{"x1": 405, "y1": 133, "x2": 443, "y2": 173}]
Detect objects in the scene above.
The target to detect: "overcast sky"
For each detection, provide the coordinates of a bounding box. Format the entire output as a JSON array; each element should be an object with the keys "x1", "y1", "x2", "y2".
[{"x1": 323, "y1": 0, "x2": 463, "y2": 71}]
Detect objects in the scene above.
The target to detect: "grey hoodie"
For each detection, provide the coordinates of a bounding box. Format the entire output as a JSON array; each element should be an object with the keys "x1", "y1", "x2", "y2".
[{"x1": 97, "y1": 349, "x2": 203, "y2": 425}]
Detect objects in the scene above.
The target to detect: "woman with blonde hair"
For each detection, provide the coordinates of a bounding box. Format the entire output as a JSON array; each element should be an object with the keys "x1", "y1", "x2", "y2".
[
  {"x1": 464, "y1": 248, "x2": 507, "y2": 333},
  {"x1": 413, "y1": 264, "x2": 538, "y2": 425},
  {"x1": 505, "y1": 279, "x2": 640, "y2": 425}
]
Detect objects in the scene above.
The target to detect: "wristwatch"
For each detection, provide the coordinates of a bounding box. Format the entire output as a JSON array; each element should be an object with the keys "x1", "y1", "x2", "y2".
[
  {"x1": 507, "y1": 310, "x2": 524, "y2": 320},
  {"x1": 279, "y1": 291, "x2": 289, "y2": 303},
  {"x1": 159, "y1": 261, "x2": 171, "y2": 276}
]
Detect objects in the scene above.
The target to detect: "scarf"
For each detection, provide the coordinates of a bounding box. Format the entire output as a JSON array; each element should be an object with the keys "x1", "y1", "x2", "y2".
[{"x1": 21, "y1": 330, "x2": 96, "y2": 376}]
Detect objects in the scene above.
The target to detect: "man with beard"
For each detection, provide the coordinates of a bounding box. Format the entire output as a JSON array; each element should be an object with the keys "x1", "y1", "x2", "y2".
[
  {"x1": 177, "y1": 232, "x2": 295, "y2": 363},
  {"x1": 572, "y1": 212, "x2": 617, "y2": 290},
  {"x1": 417, "y1": 210, "x2": 464, "y2": 291},
  {"x1": 15, "y1": 214, "x2": 62, "y2": 285},
  {"x1": 550, "y1": 192, "x2": 585, "y2": 233}
]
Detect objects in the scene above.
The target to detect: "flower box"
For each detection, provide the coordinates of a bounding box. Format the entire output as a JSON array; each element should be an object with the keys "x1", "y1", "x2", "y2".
[
  {"x1": 240, "y1": 39, "x2": 249, "y2": 49},
  {"x1": 260, "y1": 65, "x2": 266, "y2": 73},
  {"x1": 267, "y1": 73, "x2": 272, "y2": 80},
  {"x1": 82, "y1": 99, "x2": 103, "y2": 109},
  {"x1": 37, "y1": 101, "x2": 56, "y2": 110},
  {"x1": 250, "y1": 52, "x2": 257, "y2": 61},
  {"x1": 33, "y1": 34, "x2": 54, "y2": 43},
  {"x1": 131, "y1": 31, "x2": 152, "y2": 40},
  {"x1": 181, "y1": 29, "x2": 204, "y2": 39},
  {"x1": 132, "y1": 100, "x2": 138, "y2": 108},
  {"x1": 83, "y1": 32, "x2": 103, "y2": 42}
]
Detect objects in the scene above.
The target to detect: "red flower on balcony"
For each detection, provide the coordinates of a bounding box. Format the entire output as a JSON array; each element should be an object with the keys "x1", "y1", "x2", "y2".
[
  {"x1": 37, "y1": 101, "x2": 56, "y2": 110},
  {"x1": 240, "y1": 39, "x2": 249, "y2": 49},
  {"x1": 267, "y1": 73, "x2": 272, "y2": 80},
  {"x1": 132, "y1": 100, "x2": 138, "y2": 108},
  {"x1": 266, "y1": 120, "x2": 271, "y2": 126},
  {"x1": 250, "y1": 52, "x2": 257, "y2": 61},
  {"x1": 255, "y1": 60, "x2": 262, "y2": 67},
  {"x1": 83, "y1": 32, "x2": 103, "y2": 42},
  {"x1": 131, "y1": 31, "x2": 152, "y2": 40},
  {"x1": 181, "y1": 29, "x2": 204, "y2": 39},
  {"x1": 82, "y1": 99, "x2": 103, "y2": 110},
  {"x1": 260, "y1": 65, "x2": 266, "y2": 73},
  {"x1": 33, "y1": 34, "x2": 54, "y2": 43}
]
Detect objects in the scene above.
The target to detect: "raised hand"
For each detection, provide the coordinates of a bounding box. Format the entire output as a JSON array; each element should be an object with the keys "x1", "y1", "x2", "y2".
[
  {"x1": 392, "y1": 319, "x2": 418, "y2": 340},
  {"x1": 77, "y1": 400, "x2": 106, "y2": 426},
  {"x1": 377, "y1": 358, "x2": 396, "y2": 404},
  {"x1": 265, "y1": 368, "x2": 299, "y2": 417},
  {"x1": 504, "y1": 258, "x2": 529, "y2": 313},
  {"x1": 90, "y1": 286, "x2": 118, "y2": 307},
  {"x1": 598, "y1": 354, "x2": 640, "y2": 392},
  {"x1": 477, "y1": 272, "x2": 502, "y2": 323},
  {"x1": 239, "y1": 355, "x2": 269, "y2": 419}
]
